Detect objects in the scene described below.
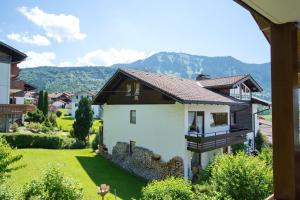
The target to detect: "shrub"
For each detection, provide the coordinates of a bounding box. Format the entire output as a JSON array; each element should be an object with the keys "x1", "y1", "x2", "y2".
[
  {"x1": 0, "y1": 133, "x2": 85, "y2": 149},
  {"x1": 26, "y1": 109, "x2": 45, "y2": 123},
  {"x1": 73, "y1": 97, "x2": 93, "y2": 142},
  {"x1": 92, "y1": 132, "x2": 100, "y2": 150},
  {"x1": 210, "y1": 152, "x2": 273, "y2": 200},
  {"x1": 48, "y1": 112, "x2": 57, "y2": 127},
  {"x1": 141, "y1": 177, "x2": 195, "y2": 200},
  {"x1": 56, "y1": 110, "x2": 62, "y2": 118},
  {"x1": 255, "y1": 131, "x2": 270, "y2": 151},
  {"x1": 0, "y1": 183, "x2": 16, "y2": 200},
  {"x1": 26, "y1": 122, "x2": 51, "y2": 133},
  {"x1": 10, "y1": 123, "x2": 19, "y2": 132},
  {"x1": 231, "y1": 143, "x2": 246, "y2": 154},
  {"x1": 258, "y1": 147, "x2": 273, "y2": 167},
  {"x1": 0, "y1": 138, "x2": 22, "y2": 181},
  {"x1": 22, "y1": 165, "x2": 83, "y2": 200}
]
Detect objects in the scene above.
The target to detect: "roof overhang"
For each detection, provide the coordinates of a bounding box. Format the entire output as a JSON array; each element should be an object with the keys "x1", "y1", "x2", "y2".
[
  {"x1": 0, "y1": 41, "x2": 27, "y2": 63},
  {"x1": 239, "y1": 0, "x2": 300, "y2": 24},
  {"x1": 251, "y1": 96, "x2": 272, "y2": 107},
  {"x1": 235, "y1": 0, "x2": 300, "y2": 87}
]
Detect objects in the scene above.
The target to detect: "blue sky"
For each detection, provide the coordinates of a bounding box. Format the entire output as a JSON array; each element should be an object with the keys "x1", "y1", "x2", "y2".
[{"x1": 0, "y1": 0, "x2": 270, "y2": 67}]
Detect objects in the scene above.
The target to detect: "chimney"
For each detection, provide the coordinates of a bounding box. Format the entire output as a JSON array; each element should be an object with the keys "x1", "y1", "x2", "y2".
[{"x1": 196, "y1": 74, "x2": 210, "y2": 81}]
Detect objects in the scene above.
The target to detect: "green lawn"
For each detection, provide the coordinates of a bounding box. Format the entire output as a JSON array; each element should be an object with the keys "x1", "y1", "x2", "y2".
[
  {"x1": 56, "y1": 109, "x2": 101, "y2": 132},
  {"x1": 8, "y1": 149, "x2": 146, "y2": 200}
]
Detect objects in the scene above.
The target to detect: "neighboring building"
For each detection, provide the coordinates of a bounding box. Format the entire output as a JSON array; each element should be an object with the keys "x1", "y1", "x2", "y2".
[
  {"x1": 93, "y1": 68, "x2": 270, "y2": 180},
  {"x1": 52, "y1": 100, "x2": 66, "y2": 108},
  {"x1": 71, "y1": 91, "x2": 102, "y2": 118},
  {"x1": 49, "y1": 92, "x2": 72, "y2": 104},
  {"x1": 0, "y1": 41, "x2": 35, "y2": 132}
]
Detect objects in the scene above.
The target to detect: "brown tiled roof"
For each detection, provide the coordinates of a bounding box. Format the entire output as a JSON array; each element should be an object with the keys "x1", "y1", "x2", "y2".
[
  {"x1": 198, "y1": 75, "x2": 248, "y2": 88},
  {"x1": 119, "y1": 68, "x2": 242, "y2": 105}
]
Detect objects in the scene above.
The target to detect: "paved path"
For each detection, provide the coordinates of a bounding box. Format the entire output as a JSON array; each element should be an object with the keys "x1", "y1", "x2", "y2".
[{"x1": 259, "y1": 118, "x2": 272, "y2": 143}]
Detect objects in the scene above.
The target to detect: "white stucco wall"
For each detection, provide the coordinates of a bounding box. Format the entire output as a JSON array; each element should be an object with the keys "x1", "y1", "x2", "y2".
[
  {"x1": 103, "y1": 103, "x2": 186, "y2": 163},
  {"x1": 16, "y1": 97, "x2": 24, "y2": 105},
  {"x1": 201, "y1": 148, "x2": 223, "y2": 168},
  {"x1": 0, "y1": 62, "x2": 10, "y2": 104}
]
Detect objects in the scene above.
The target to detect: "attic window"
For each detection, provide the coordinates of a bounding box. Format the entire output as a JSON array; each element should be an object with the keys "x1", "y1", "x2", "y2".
[
  {"x1": 126, "y1": 83, "x2": 132, "y2": 96},
  {"x1": 134, "y1": 82, "x2": 140, "y2": 96}
]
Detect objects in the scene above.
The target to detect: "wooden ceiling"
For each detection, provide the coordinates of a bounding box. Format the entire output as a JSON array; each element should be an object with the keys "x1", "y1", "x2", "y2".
[{"x1": 251, "y1": 12, "x2": 300, "y2": 86}]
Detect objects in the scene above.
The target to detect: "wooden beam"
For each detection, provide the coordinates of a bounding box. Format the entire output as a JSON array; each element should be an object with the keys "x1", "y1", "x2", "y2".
[{"x1": 271, "y1": 22, "x2": 300, "y2": 199}]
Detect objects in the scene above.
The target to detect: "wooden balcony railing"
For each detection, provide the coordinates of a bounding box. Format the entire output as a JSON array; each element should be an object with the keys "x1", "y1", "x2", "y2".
[
  {"x1": 185, "y1": 129, "x2": 249, "y2": 153},
  {"x1": 0, "y1": 104, "x2": 35, "y2": 114}
]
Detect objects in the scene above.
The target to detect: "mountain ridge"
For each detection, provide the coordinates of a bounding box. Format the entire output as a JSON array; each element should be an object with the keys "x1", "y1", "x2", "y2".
[{"x1": 19, "y1": 52, "x2": 271, "y2": 99}]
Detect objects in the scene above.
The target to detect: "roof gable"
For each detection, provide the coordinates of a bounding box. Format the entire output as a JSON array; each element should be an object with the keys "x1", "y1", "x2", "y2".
[
  {"x1": 198, "y1": 74, "x2": 263, "y2": 92},
  {"x1": 93, "y1": 68, "x2": 243, "y2": 105}
]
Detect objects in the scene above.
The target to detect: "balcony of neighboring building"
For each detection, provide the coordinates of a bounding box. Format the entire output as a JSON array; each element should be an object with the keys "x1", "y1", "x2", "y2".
[{"x1": 0, "y1": 104, "x2": 35, "y2": 115}]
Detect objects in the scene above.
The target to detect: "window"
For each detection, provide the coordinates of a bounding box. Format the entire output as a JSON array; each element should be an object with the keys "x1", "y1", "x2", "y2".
[
  {"x1": 126, "y1": 83, "x2": 132, "y2": 96},
  {"x1": 188, "y1": 111, "x2": 204, "y2": 133},
  {"x1": 210, "y1": 112, "x2": 228, "y2": 127},
  {"x1": 134, "y1": 82, "x2": 140, "y2": 96},
  {"x1": 130, "y1": 110, "x2": 136, "y2": 124},
  {"x1": 75, "y1": 103, "x2": 78, "y2": 107},
  {"x1": 230, "y1": 112, "x2": 237, "y2": 125},
  {"x1": 76, "y1": 95, "x2": 78, "y2": 99}
]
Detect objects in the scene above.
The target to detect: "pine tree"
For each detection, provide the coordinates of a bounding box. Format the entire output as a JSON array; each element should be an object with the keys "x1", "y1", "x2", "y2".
[
  {"x1": 37, "y1": 90, "x2": 44, "y2": 111},
  {"x1": 43, "y1": 91, "x2": 49, "y2": 116},
  {"x1": 73, "y1": 97, "x2": 93, "y2": 143}
]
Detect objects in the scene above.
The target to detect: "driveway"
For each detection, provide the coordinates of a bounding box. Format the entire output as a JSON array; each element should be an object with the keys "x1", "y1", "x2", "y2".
[{"x1": 259, "y1": 118, "x2": 272, "y2": 143}]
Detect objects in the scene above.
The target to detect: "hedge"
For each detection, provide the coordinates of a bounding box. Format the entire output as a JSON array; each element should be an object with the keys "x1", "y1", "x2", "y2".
[{"x1": 0, "y1": 133, "x2": 86, "y2": 149}]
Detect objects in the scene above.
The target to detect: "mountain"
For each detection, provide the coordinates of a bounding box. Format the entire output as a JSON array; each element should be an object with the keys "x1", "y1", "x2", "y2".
[{"x1": 19, "y1": 52, "x2": 271, "y2": 99}]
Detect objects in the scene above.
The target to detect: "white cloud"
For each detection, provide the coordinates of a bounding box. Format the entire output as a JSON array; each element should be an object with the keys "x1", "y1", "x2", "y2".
[
  {"x1": 19, "y1": 51, "x2": 56, "y2": 68},
  {"x1": 18, "y1": 6, "x2": 86, "y2": 43},
  {"x1": 7, "y1": 33, "x2": 50, "y2": 46},
  {"x1": 76, "y1": 48, "x2": 146, "y2": 66},
  {"x1": 19, "y1": 49, "x2": 146, "y2": 68}
]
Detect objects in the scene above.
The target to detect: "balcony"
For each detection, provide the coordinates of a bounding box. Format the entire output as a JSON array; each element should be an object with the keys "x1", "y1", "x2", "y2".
[
  {"x1": 0, "y1": 104, "x2": 35, "y2": 114},
  {"x1": 185, "y1": 129, "x2": 249, "y2": 153},
  {"x1": 10, "y1": 79, "x2": 25, "y2": 93}
]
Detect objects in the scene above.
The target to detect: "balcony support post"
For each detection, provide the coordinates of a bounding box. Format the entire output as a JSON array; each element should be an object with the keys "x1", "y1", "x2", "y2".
[{"x1": 271, "y1": 22, "x2": 300, "y2": 199}]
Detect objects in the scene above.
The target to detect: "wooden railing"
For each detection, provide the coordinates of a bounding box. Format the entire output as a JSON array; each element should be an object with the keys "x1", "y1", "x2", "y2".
[
  {"x1": 0, "y1": 104, "x2": 35, "y2": 114},
  {"x1": 185, "y1": 129, "x2": 249, "y2": 153}
]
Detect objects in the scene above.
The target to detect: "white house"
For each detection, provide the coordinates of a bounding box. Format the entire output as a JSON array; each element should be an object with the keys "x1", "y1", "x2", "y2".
[
  {"x1": 0, "y1": 41, "x2": 35, "y2": 131},
  {"x1": 93, "y1": 68, "x2": 270, "y2": 180},
  {"x1": 71, "y1": 91, "x2": 102, "y2": 118}
]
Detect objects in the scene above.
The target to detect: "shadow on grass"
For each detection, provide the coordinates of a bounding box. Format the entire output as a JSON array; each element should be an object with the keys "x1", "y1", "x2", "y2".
[
  {"x1": 60, "y1": 116, "x2": 74, "y2": 120},
  {"x1": 76, "y1": 154, "x2": 146, "y2": 200}
]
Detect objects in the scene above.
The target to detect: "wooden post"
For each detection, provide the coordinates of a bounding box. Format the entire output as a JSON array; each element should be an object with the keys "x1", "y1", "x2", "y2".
[{"x1": 271, "y1": 22, "x2": 300, "y2": 199}]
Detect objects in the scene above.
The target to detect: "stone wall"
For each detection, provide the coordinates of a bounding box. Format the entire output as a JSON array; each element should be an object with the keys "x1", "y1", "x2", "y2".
[{"x1": 103, "y1": 142, "x2": 184, "y2": 181}]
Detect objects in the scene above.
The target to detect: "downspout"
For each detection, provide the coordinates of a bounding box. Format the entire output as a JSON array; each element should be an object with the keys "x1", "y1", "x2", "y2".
[{"x1": 252, "y1": 106, "x2": 271, "y2": 151}]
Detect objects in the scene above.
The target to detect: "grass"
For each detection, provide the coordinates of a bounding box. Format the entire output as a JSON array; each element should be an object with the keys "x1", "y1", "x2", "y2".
[
  {"x1": 260, "y1": 114, "x2": 272, "y2": 121},
  {"x1": 56, "y1": 109, "x2": 101, "y2": 132},
  {"x1": 8, "y1": 149, "x2": 146, "y2": 200}
]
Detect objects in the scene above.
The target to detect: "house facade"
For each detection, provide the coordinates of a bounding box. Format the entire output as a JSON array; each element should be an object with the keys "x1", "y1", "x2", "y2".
[
  {"x1": 0, "y1": 42, "x2": 35, "y2": 132},
  {"x1": 71, "y1": 91, "x2": 102, "y2": 118},
  {"x1": 93, "y1": 68, "x2": 269, "y2": 180}
]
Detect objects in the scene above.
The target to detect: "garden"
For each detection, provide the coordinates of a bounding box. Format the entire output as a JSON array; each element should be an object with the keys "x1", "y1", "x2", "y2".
[{"x1": 0, "y1": 91, "x2": 274, "y2": 200}]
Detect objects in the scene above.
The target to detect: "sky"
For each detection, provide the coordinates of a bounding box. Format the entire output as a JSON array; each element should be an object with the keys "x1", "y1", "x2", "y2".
[{"x1": 0, "y1": 0, "x2": 270, "y2": 68}]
